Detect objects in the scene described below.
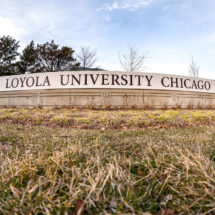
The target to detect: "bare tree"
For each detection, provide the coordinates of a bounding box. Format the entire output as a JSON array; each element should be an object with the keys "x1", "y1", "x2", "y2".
[
  {"x1": 119, "y1": 46, "x2": 148, "y2": 72},
  {"x1": 189, "y1": 55, "x2": 199, "y2": 77},
  {"x1": 76, "y1": 46, "x2": 97, "y2": 70}
]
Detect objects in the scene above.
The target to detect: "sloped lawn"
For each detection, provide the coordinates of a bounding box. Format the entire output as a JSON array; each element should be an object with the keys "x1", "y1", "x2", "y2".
[{"x1": 0, "y1": 120, "x2": 215, "y2": 214}]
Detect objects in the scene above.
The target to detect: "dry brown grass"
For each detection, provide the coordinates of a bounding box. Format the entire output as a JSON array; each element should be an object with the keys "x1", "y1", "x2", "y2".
[
  {"x1": 0, "y1": 108, "x2": 214, "y2": 129},
  {"x1": 0, "y1": 118, "x2": 215, "y2": 214}
]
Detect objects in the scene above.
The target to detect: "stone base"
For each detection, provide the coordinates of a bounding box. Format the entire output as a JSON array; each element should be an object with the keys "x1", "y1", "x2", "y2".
[{"x1": 0, "y1": 88, "x2": 214, "y2": 109}]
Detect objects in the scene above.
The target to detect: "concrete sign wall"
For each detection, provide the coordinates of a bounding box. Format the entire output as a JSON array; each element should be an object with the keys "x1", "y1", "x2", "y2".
[{"x1": 1, "y1": 71, "x2": 213, "y2": 93}]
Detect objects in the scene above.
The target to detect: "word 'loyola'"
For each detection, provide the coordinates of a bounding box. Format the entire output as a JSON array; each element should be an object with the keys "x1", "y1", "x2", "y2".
[{"x1": 6, "y1": 76, "x2": 50, "y2": 88}]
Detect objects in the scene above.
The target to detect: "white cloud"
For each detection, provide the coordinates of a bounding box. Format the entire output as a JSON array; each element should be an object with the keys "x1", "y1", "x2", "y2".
[
  {"x1": 180, "y1": 3, "x2": 189, "y2": 9},
  {"x1": 0, "y1": 0, "x2": 101, "y2": 46},
  {"x1": 100, "y1": 0, "x2": 153, "y2": 11},
  {"x1": 104, "y1": 15, "x2": 111, "y2": 22},
  {"x1": 108, "y1": 2, "x2": 119, "y2": 11},
  {"x1": 0, "y1": 17, "x2": 26, "y2": 39},
  {"x1": 203, "y1": 33, "x2": 215, "y2": 43},
  {"x1": 162, "y1": 5, "x2": 170, "y2": 11}
]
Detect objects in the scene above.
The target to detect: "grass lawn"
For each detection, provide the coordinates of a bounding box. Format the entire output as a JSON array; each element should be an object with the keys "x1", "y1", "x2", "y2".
[{"x1": 0, "y1": 109, "x2": 215, "y2": 214}]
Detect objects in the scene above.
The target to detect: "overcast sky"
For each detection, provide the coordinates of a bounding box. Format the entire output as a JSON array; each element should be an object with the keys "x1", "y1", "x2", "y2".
[{"x1": 1, "y1": 0, "x2": 215, "y2": 78}]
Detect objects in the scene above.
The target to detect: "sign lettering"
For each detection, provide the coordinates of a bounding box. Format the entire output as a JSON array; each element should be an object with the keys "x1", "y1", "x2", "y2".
[{"x1": 0, "y1": 71, "x2": 213, "y2": 93}]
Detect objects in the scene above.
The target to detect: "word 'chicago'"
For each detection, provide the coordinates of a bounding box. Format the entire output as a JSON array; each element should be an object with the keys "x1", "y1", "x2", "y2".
[{"x1": 161, "y1": 76, "x2": 211, "y2": 90}]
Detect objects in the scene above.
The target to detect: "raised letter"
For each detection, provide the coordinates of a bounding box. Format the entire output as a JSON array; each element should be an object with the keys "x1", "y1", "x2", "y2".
[
  {"x1": 6, "y1": 79, "x2": 10, "y2": 88},
  {"x1": 20, "y1": 77, "x2": 26, "y2": 87},
  {"x1": 71, "y1": 74, "x2": 81, "y2": 85},
  {"x1": 145, "y1": 75, "x2": 153, "y2": 86},
  {"x1": 90, "y1": 74, "x2": 100, "y2": 85},
  {"x1": 26, "y1": 77, "x2": 35, "y2": 87},
  {"x1": 11, "y1": 78, "x2": 19, "y2": 88},
  {"x1": 135, "y1": 75, "x2": 144, "y2": 86},
  {"x1": 121, "y1": 75, "x2": 128, "y2": 86},
  {"x1": 204, "y1": 81, "x2": 211, "y2": 90},
  {"x1": 170, "y1": 77, "x2": 179, "y2": 88},
  {"x1": 191, "y1": 80, "x2": 197, "y2": 89},
  {"x1": 84, "y1": 74, "x2": 88, "y2": 85},
  {"x1": 35, "y1": 76, "x2": 42, "y2": 87},
  {"x1": 101, "y1": 74, "x2": 109, "y2": 85},
  {"x1": 129, "y1": 75, "x2": 134, "y2": 86},
  {"x1": 197, "y1": 80, "x2": 203, "y2": 90},
  {"x1": 184, "y1": 79, "x2": 191, "y2": 89},
  {"x1": 43, "y1": 76, "x2": 50, "y2": 86},
  {"x1": 161, "y1": 77, "x2": 169, "y2": 87},
  {"x1": 180, "y1": 78, "x2": 184, "y2": 88},
  {"x1": 112, "y1": 74, "x2": 120, "y2": 85},
  {"x1": 60, "y1": 75, "x2": 69, "y2": 86}
]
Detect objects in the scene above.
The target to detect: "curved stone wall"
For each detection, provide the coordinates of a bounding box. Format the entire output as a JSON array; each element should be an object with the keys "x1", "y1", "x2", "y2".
[
  {"x1": 0, "y1": 88, "x2": 215, "y2": 109},
  {"x1": 0, "y1": 71, "x2": 215, "y2": 109}
]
